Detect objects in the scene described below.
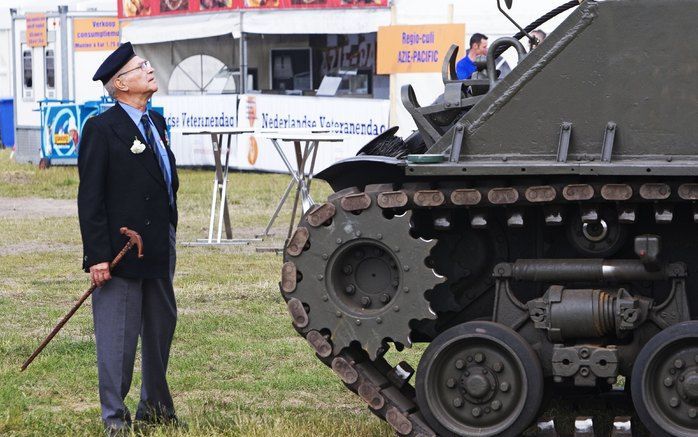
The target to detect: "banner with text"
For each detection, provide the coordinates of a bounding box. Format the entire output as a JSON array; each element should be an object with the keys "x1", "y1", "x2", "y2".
[
  {"x1": 377, "y1": 23, "x2": 465, "y2": 74},
  {"x1": 152, "y1": 94, "x2": 239, "y2": 166},
  {"x1": 26, "y1": 13, "x2": 47, "y2": 47},
  {"x1": 236, "y1": 94, "x2": 390, "y2": 173},
  {"x1": 73, "y1": 17, "x2": 120, "y2": 51},
  {"x1": 120, "y1": 0, "x2": 388, "y2": 19}
]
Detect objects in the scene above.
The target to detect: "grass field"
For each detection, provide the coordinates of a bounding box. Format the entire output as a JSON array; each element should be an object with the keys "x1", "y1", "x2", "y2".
[{"x1": 0, "y1": 148, "x2": 403, "y2": 436}]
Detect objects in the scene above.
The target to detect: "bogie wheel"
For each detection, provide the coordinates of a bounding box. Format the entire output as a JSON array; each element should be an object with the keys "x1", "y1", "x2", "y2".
[
  {"x1": 415, "y1": 321, "x2": 544, "y2": 437},
  {"x1": 632, "y1": 321, "x2": 698, "y2": 437}
]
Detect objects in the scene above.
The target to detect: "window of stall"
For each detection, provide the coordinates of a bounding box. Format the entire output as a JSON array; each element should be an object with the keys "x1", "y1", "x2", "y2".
[
  {"x1": 45, "y1": 47, "x2": 55, "y2": 98},
  {"x1": 270, "y1": 48, "x2": 312, "y2": 93},
  {"x1": 310, "y1": 33, "x2": 388, "y2": 98},
  {"x1": 21, "y1": 44, "x2": 33, "y2": 100}
]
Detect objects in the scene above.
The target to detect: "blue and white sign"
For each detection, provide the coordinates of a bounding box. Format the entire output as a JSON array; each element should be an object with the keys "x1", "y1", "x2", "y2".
[{"x1": 41, "y1": 103, "x2": 99, "y2": 161}]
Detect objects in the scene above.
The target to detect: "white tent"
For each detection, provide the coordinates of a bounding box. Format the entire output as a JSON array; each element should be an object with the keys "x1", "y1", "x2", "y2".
[
  {"x1": 122, "y1": 7, "x2": 392, "y2": 95},
  {"x1": 121, "y1": 11, "x2": 242, "y2": 43},
  {"x1": 121, "y1": 7, "x2": 392, "y2": 44}
]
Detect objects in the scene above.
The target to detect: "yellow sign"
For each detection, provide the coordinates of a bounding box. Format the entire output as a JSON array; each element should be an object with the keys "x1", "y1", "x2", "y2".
[
  {"x1": 53, "y1": 134, "x2": 71, "y2": 145},
  {"x1": 26, "y1": 13, "x2": 47, "y2": 47},
  {"x1": 377, "y1": 23, "x2": 465, "y2": 74},
  {"x1": 73, "y1": 18, "x2": 120, "y2": 51}
]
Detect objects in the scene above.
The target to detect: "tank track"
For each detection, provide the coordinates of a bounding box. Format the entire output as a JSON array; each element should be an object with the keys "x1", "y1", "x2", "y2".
[{"x1": 280, "y1": 177, "x2": 698, "y2": 436}]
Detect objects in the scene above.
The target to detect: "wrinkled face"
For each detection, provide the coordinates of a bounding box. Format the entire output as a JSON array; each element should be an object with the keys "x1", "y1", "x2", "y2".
[
  {"x1": 114, "y1": 55, "x2": 158, "y2": 96},
  {"x1": 473, "y1": 39, "x2": 488, "y2": 57}
]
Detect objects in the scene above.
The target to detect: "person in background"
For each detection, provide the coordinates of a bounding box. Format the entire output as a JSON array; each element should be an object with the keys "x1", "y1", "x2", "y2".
[
  {"x1": 530, "y1": 29, "x2": 547, "y2": 51},
  {"x1": 456, "y1": 33, "x2": 488, "y2": 80}
]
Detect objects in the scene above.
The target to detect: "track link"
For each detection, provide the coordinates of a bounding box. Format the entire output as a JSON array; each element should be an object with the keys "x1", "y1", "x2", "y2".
[
  {"x1": 533, "y1": 416, "x2": 634, "y2": 437},
  {"x1": 296, "y1": 330, "x2": 642, "y2": 437},
  {"x1": 282, "y1": 176, "x2": 698, "y2": 436},
  {"x1": 306, "y1": 338, "x2": 436, "y2": 436}
]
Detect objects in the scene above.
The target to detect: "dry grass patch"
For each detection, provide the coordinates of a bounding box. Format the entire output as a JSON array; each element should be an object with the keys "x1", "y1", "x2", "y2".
[{"x1": 0, "y1": 149, "x2": 390, "y2": 437}]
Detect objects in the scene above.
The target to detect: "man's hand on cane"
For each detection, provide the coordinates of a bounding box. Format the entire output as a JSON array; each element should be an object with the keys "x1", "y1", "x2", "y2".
[{"x1": 90, "y1": 262, "x2": 112, "y2": 287}]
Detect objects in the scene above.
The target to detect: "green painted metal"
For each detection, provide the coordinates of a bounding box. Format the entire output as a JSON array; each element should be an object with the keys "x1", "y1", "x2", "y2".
[{"x1": 406, "y1": 154, "x2": 446, "y2": 164}]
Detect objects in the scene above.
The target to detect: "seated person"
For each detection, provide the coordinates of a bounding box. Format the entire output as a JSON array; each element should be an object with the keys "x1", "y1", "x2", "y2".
[{"x1": 456, "y1": 33, "x2": 488, "y2": 80}]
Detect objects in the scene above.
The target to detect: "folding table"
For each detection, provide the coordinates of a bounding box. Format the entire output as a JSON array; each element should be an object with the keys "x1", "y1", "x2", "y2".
[
  {"x1": 180, "y1": 127, "x2": 261, "y2": 246},
  {"x1": 259, "y1": 132, "x2": 344, "y2": 241}
]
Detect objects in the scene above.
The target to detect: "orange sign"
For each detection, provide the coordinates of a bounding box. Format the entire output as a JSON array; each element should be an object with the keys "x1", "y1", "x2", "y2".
[
  {"x1": 73, "y1": 18, "x2": 120, "y2": 51},
  {"x1": 53, "y1": 133, "x2": 71, "y2": 145},
  {"x1": 377, "y1": 24, "x2": 465, "y2": 74},
  {"x1": 26, "y1": 13, "x2": 47, "y2": 47}
]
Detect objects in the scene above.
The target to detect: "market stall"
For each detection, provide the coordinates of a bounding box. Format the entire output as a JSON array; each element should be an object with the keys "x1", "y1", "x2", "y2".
[{"x1": 123, "y1": 0, "x2": 392, "y2": 169}]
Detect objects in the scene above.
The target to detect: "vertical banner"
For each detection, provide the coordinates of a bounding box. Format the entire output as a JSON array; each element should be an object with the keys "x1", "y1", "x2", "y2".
[
  {"x1": 377, "y1": 23, "x2": 466, "y2": 74},
  {"x1": 153, "y1": 94, "x2": 239, "y2": 166},
  {"x1": 236, "y1": 94, "x2": 390, "y2": 173},
  {"x1": 26, "y1": 13, "x2": 47, "y2": 48},
  {"x1": 73, "y1": 18, "x2": 121, "y2": 51}
]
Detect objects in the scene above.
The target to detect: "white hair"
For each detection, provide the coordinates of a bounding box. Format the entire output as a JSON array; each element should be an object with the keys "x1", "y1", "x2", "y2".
[{"x1": 104, "y1": 77, "x2": 118, "y2": 99}]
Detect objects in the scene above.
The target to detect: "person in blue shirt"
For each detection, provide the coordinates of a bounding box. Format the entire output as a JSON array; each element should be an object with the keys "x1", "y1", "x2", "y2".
[{"x1": 456, "y1": 33, "x2": 489, "y2": 80}]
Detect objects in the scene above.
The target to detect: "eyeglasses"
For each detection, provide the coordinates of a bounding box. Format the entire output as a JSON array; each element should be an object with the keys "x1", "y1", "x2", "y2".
[{"x1": 116, "y1": 60, "x2": 151, "y2": 78}]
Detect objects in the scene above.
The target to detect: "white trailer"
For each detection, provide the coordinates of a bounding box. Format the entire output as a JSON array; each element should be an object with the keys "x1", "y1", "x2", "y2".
[{"x1": 11, "y1": 6, "x2": 116, "y2": 164}]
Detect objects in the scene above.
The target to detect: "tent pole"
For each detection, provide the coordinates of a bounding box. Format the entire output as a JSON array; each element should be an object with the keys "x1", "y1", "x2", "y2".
[
  {"x1": 59, "y1": 5, "x2": 69, "y2": 100},
  {"x1": 388, "y1": 3, "x2": 398, "y2": 128},
  {"x1": 239, "y1": 12, "x2": 247, "y2": 94},
  {"x1": 10, "y1": 8, "x2": 17, "y2": 148}
]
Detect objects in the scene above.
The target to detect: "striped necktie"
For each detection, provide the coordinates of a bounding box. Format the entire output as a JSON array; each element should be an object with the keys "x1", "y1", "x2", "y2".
[{"x1": 141, "y1": 114, "x2": 174, "y2": 206}]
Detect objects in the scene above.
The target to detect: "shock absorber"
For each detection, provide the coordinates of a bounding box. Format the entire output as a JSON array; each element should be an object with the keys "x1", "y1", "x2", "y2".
[{"x1": 527, "y1": 285, "x2": 644, "y2": 342}]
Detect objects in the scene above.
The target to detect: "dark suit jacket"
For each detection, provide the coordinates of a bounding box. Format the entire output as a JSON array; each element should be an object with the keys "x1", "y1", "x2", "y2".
[{"x1": 78, "y1": 102, "x2": 179, "y2": 279}]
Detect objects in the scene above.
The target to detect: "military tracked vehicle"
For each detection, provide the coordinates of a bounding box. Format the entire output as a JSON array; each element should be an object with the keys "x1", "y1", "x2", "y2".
[{"x1": 280, "y1": 0, "x2": 698, "y2": 435}]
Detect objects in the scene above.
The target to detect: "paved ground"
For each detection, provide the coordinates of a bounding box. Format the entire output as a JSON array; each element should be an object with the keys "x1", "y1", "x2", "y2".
[{"x1": 0, "y1": 197, "x2": 77, "y2": 219}]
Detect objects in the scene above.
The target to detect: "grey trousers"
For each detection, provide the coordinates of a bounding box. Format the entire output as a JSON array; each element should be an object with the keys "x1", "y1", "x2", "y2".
[{"x1": 92, "y1": 225, "x2": 177, "y2": 427}]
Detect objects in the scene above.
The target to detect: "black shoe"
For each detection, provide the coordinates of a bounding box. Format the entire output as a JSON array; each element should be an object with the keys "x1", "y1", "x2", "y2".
[
  {"x1": 104, "y1": 423, "x2": 131, "y2": 437},
  {"x1": 134, "y1": 414, "x2": 186, "y2": 430},
  {"x1": 166, "y1": 416, "x2": 187, "y2": 431},
  {"x1": 132, "y1": 419, "x2": 154, "y2": 434}
]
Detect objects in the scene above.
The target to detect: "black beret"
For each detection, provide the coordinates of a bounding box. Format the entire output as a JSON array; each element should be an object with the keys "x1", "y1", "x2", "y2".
[{"x1": 92, "y1": 42, "x2": 135, "y2": 84}]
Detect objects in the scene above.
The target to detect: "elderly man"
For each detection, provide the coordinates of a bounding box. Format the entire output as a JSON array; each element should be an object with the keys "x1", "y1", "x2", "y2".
[{"x1": 77, "y1": 42, "x2": 179, "y2": 436}]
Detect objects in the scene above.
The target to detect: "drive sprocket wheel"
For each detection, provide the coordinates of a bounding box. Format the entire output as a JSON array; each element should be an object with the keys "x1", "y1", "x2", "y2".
[{"x1": 285, "y1": 194, "x2": 442, "y2": 359}]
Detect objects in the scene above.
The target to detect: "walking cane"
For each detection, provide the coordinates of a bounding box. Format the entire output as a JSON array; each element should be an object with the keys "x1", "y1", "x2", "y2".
[{"x1": 21, "y1": 227, "x2": 143, "y2": 372}]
